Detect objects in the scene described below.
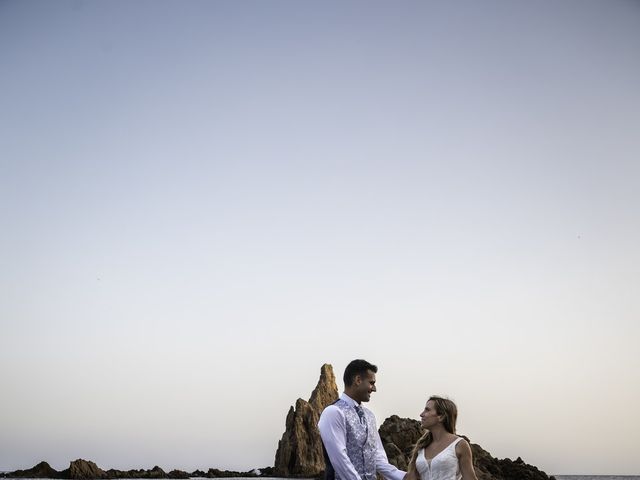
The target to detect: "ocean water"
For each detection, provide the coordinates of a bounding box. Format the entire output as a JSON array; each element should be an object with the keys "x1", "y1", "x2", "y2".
[
  {"x1": 134, "y1": 477, "x2": 640, "y2": 480},
  {"x1": 209, "y1": 477, "x2": 640, "y2": 480},
  {"x1": 554, "y1": 476, "x2": 640, "y2": 480},
  {"x1": 202, "y1": 477, "x2": 639, "y2": 480},
  {"x1": 3, "y1": 477, "x2": 639, "y2": 480}
]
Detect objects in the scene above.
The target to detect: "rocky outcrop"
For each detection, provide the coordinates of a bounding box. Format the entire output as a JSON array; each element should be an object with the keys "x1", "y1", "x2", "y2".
[
  {"x1": 103, "y1": 468, "x2": 164, "y2": 479},
  {"x1": 470, "y1": 443, "x2": 555, "y2": 480},
  {"x1": 378, "y1": 416, "x2": 424, "y2": 471},
  {"x1": 378, "y1": 416, "x2": 555, "y2": 480},
  {"x1": 4, "y1": 461, "x2": 62, "y2": 478},
  {"x1": 273, "y1": 364, "x2": 339, "y2": 477},
  {"x1": 198, "y1": 468, "x2": 265, "y2": 478},
  {"x1": 63, "y1": 459, "x2": 106, "y2": 479},
  {"x1": 167, "y1": 470, "x2": 189, "y2": 479},
  {"x1": 146, "y1": 467, "x2": 167, "y2": 479},
  {"x1": 308, "y1": 363, "x2": 339, "y2": 414},
  {"x1": 3, "y1": 463, "x2": 266, "y2": 479}
]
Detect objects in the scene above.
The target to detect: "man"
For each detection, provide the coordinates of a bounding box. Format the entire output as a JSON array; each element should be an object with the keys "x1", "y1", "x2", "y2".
[{"x1": 318, "y1": 359, "x2": 406, "y2": 480}]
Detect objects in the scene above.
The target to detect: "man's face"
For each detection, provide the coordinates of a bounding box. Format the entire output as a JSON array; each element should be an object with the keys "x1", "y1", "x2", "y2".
[{"x1": 354, "y1": 369, "x2": 377, "y2": 402}]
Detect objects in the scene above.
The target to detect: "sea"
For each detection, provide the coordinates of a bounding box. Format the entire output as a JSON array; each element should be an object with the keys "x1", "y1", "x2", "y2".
[
  {"x1": 2, "y1": 477, "x2": 639, "y2": 480},
  {"x1": 190, "y1": 477, "x2": 640, "y2": 480},
  {"x1": 190, "y1": 476, "x2": 640, "y2": 479},
  {"x1": 554, "y1": 475, "x2": 640, "y2": 480},
  {"x1": 192, "y1": 477, "x2": 637, "y2": 480},
  {"x1": 554, "y1": 477, "x2": 640, "y2": 480},
  {"x1": 212, "y1": 476, "x2": 632, "y2": 480}
]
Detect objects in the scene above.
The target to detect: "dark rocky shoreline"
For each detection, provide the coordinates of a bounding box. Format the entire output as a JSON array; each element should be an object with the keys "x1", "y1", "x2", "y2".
[
  {"x1": 2, "y1": 364, "x2": 556, "y2": 480},
  {"x1": 0, "y1": 460, "x2": 274, "y2": 479}
]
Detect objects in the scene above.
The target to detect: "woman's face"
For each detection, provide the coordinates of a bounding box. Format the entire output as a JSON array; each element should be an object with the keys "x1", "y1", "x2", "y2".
[{"x1": 420, "y1": 400, "x2": 441, "y2": 428}]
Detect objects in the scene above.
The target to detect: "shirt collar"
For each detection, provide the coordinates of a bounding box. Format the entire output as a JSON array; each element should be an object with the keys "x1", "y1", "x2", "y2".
[{"x1": 341, "y1": 392, "x2": 360, "y2": 406}]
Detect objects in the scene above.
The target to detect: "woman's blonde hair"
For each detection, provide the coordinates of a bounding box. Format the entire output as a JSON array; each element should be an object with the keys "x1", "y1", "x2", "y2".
[{"x1": 408, "y1": 396, "x2": 458, "y2": 474}]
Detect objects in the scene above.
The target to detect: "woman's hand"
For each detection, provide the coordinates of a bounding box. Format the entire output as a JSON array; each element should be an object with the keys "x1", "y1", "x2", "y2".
[{"x1": 403, "y1": 467, "x2": 418, "y2": 480}]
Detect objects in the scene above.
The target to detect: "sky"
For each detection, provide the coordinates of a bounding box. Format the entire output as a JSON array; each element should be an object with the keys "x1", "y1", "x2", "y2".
[{"x1": 1, "y1": 0, "x2": 639, "y2": 476}]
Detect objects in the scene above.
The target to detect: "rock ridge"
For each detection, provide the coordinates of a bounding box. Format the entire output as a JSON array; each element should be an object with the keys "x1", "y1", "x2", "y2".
[
  {"x1": 1, "y1": 461, "x2": 272, "y2": 479},
  {"x1": 379, "y1": 412, "x2": 556, "y2": 480}
]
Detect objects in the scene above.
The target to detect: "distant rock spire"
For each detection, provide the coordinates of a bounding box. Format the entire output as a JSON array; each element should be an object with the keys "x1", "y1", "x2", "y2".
[{"x1": 273, "y1": 363, "x2": 339, "y2": 477}]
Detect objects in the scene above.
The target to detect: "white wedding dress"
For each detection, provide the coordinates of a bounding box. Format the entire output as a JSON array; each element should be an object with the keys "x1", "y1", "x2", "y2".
[{"x1": 415, "y1": 437, "x2": 463, "y2": 480}]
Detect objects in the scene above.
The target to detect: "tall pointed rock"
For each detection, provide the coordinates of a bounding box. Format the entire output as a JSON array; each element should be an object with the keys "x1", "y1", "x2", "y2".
[
  {"x1": 308, "y1": 364, "x2": 339, "y2": 413},
  {"x1": 273, "y1": 364, "x2": 339, "y2": 477}
]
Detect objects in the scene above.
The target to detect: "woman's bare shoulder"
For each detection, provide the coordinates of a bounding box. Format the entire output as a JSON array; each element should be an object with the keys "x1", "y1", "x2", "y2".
[{"x1": 455, "y1": 437, "x2": 472, "y2": 456}]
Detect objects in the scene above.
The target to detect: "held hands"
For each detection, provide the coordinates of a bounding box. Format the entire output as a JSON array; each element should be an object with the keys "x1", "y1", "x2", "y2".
[{"x1": 403, "y1": 469, "x2": 418, "y2": 480}]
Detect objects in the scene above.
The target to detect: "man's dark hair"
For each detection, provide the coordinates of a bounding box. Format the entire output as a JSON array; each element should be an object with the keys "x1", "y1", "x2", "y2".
[{"x1": 343, "y1": 359, "x2": 378, "y2": 387}]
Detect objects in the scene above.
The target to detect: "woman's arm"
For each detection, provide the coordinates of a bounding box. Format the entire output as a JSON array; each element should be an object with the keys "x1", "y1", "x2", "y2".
[
  {"x1": 403, "y1": 467, "x2": 418, "y2": 480},
  {"x1": 456, "y1": 439, "x2": 479, "y2": 480}
]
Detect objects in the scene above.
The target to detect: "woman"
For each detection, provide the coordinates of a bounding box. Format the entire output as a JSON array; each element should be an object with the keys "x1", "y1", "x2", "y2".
[{"x1": 405, "y1": 396, "x2": 478, "y2": 480}]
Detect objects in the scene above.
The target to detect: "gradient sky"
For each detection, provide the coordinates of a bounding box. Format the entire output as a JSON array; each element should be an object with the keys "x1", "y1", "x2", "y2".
[{"x1": 1, "y1": 0, "x2": 639, "y2": 476}]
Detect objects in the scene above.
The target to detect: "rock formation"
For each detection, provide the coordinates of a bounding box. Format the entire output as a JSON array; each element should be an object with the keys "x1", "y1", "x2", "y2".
[
  {"x1": 273, "y1": 364, "x2": 339, "y2": 477},
  {"x1": 2, "y1": 463, "x2": 265, "y2": 479},
  {"x1": 101, "y1": 467, "x2": 168, "y2": 479},
  {"x1": 145, "y1": 467, "x2": 167, "y2": 479},
  {"x1": 63, "y1": 460, "x2": 106, "y2": 479},
  {"x1": 3, "y1": 461, "x2": 61, "y2": 478},
  {"x1": 378, "y1": 416, "x2": 555, "y2": 480},
  {"x1": 378, "y1": 415, "x2": 424, "y2": 471},
  {"x1": 167, "y1": 470, "x2": 189, "y2": 479},
  {"x1": 471, "y1": 449, "x2": 555, "y2": 480},
  {"x1": 308, "y1": 363, "x2": 339, "y2": 414}
]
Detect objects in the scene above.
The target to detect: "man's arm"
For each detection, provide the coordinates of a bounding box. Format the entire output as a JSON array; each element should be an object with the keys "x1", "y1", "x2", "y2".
[
  {"x1": 318, "y1": 406, "x2": 362, "y2": 480},
  {"x1": 374, "y1": 430, "x2": 406, "y2": 480}
]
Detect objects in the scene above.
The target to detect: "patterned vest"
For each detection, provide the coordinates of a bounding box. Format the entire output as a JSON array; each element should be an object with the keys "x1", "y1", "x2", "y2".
[{"x1": 324, "y1": 398, "x2": 378, "y2": 480}]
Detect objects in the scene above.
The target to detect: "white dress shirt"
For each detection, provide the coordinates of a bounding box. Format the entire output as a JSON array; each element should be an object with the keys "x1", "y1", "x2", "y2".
[{"x1": 318, "y1": 393, "x2": 406, "y2": 480}]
